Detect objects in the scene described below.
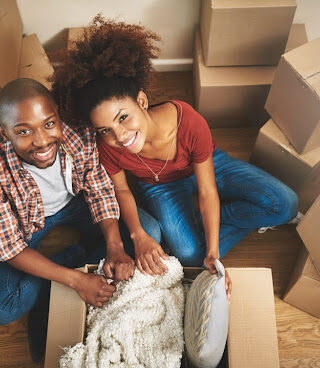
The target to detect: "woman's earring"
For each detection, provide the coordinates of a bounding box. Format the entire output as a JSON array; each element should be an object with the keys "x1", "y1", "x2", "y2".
[{"x1": 144, "y1": 107, "x2": 147, "y2": 110}]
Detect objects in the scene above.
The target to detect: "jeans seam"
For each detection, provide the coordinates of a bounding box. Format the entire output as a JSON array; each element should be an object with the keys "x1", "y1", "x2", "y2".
[{"x1": 219, "y1": 179, "x2": 278, "y2": 218}]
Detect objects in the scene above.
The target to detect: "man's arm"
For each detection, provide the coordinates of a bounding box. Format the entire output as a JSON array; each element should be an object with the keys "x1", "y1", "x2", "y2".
[
  {"x1": 0, "y1": 188, "x2": 115, "y2": 308},
  {"x1": 7, "y1": 248, "x2": 116, "y2": 307}
]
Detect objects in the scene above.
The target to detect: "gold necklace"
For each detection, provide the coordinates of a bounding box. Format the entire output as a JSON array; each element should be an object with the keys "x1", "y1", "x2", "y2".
[{"x1": 135, "y1": 102, "x2": 182, "y2": 182}]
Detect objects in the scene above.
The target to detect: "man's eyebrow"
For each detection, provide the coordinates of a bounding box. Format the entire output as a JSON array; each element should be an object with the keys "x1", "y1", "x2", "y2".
[{"x1": 13, "y1": 114, "x2": 56, "y2": 128}]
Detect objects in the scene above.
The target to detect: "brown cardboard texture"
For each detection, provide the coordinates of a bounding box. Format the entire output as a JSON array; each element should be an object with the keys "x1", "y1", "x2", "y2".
[
  {"x1": 283, "y1": 245, "x2": 320, "y2": 318},
  {"x1": 297, "y1": 195, "x2": 320, "y2": 270},
  {"x1": 194, "y1": 24, "x2": 308, "y2": 128},
  {"x1": 200, "y1": 0, "x2": 296, "y2": 66},
  {"x1": 265, "y1": 37, "x2": 320, "y2": 154},
  {"x1": 194, "y1": 29, "x2": 273, "y2": 128},
  {"x1": 45, "y1": 266, "x2": 279, "y2": 368},
  {"x1": 0, "y1": 0, "x2": 53, "y2": 89},
  {"x1": 250, "y1": 119, "x2": 320, "y2": 192},
  {"x1": 67, "y1": 27, "x2": 85, "y2": 50},
  {"x1": 297, "y1": 161, "x2": 320, "y2": 214},
  {"x1": 285, "y1": 23, "x2": 308, "y2": 52}
]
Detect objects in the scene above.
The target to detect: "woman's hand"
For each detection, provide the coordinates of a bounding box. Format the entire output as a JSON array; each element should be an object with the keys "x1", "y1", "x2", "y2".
[
  {"x1": 103, "y1": 247, "x2": 135, "y2": 282},
  {"x1": 133, "y1": 232, "x2": 169, "y2": 276},
  {"x1": 204, "y1": 254, "x2": 232, "y2": 302}
]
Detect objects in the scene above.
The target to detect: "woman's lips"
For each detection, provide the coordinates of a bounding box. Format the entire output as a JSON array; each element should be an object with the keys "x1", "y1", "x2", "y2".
[{"x1": 122, "y1": 132, "x2": 138, "y2": 149}]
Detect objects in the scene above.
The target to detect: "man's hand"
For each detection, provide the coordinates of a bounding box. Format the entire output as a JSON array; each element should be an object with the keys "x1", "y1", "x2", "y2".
[
  {"x1": 204, "y1": 254, "x2": 232, "y2": 302},
  {"x1": 134, "y1": 232, "x2": 169, "y2": 276},
  {"x1": 73, "y1": 271, "x2": 116, "y2": 308},
  {"x1": 103, "y1": 248, "x2": 135, "y2": 281}
]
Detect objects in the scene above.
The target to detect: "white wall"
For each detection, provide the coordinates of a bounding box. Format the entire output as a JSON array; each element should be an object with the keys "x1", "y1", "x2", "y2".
[
  {"x1": 16, "y1": 0, "x2": 201, "y2": 60},
  {"x1": 294, "y1": 0, "x2": 320, "y2": 41},
  {"x1": 16, "y1": 0, "x2": 320, "y2": 70}
]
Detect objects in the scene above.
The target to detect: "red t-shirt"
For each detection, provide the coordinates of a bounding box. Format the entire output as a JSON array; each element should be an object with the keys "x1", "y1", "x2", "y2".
[{"x1": 98, "y1": 100, "x2": 216, "y2": 184}]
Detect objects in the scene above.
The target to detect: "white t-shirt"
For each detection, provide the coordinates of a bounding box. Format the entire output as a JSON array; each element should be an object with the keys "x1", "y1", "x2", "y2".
[{"x1": 22, "y1": 152, "x2": 73, "y2": 216}]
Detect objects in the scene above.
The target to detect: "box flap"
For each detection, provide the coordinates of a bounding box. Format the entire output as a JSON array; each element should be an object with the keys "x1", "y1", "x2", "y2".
[
  {"x1": 304, "y1": 256, "x2": 320, "y2": 280},
  {"x1": 260, "y1": 120, "x2": 320, "y2": 167},
  {"x1": 0, "y1": 0, "x2": 23, "y2": 87},
  {"x1": 18, "y1": 34, "x2": 54, "y2": 90},
  {"x1": 212, "y1": 0, "x2": 296, "y2": 8},
  {"x1": 195, "y1": 30, "x2": 275, "y2": 87},
  {"x1": 44, "y1": 267, "x2": 87, "y2": 368},
  {"x1": 297, "y1": 195, "x2": 320, "y2": 270},
  {"x1": 227, "y1": 268, "x2": 279, "y2": 368},
  {"x1": 284, "y1": 23, "x2": 308, "y2": 53},
  {"x1": 284, "y1": 38, "x2": 320, "y2": 80}
]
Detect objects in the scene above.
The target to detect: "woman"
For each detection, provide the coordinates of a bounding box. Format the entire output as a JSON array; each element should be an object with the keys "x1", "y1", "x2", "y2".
[{"x1": 52, "y1": 17, "x2": 298, "y2": 295}]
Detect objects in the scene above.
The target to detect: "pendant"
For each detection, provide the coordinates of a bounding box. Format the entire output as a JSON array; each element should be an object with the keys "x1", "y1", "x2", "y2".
[{"x1": 155, "y1": 175, "x2": 159, "y2": 182}]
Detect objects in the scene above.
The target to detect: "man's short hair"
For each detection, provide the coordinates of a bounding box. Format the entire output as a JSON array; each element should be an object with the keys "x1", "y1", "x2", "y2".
[{"x1": 0, "y1": 78, "x2": 54, "y2": 127}]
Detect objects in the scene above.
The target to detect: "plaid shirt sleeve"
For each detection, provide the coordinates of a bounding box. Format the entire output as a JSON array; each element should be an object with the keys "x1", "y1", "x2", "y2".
[
  {"x1": 82, "y1": 140, "x2": 120, "y2": 223},
  {"x1": 0, "y1": 189, "x2": 28, "y2": 261}
]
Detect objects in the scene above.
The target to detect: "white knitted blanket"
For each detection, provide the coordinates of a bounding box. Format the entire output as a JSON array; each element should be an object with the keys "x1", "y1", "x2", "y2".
[{"x1": 60, "y1": 257, "x2": 185, "y2": 368}]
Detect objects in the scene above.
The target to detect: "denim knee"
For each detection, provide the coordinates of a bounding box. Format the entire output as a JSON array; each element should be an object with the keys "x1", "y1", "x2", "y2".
[
  {"x1": 278, "y1": 187, "x2": 299, "y2": 223},
  {"x1": 170, "y1": 244, "x2": 205, "y2": 267},
  {"x1": 0, "y1": 307, "x2": 25, "y2": 325},
  {"x1": 0, "y1": 277, "x2": 43, "y2": 325},
  {"x1": 140, "y1": 212, "x2": 162, "y2": 244}
]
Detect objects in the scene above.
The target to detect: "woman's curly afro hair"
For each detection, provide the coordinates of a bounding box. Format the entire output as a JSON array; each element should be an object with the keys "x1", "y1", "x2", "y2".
[{"x1": 51, "y1": 15, "x2": 161, "y2": 125}]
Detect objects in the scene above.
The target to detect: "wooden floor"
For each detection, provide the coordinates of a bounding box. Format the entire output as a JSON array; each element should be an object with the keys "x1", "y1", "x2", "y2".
[{"x1": 1, "y1": 72, "x2": 319, "y2": 368}]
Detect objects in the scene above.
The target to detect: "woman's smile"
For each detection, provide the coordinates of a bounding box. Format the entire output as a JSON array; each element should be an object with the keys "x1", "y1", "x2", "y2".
[{"x1": 122, "y1": 131, "x2": 138, "y2": 149}]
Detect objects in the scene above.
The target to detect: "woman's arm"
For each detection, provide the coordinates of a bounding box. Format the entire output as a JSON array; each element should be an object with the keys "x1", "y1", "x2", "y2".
[
  {"x1": 111, "y1": 170, "x2": 168, "y2": 275},
  {"x1": 194, "y1": 156, "x2": 220, "y2": 260},
  {"x1": 194, "y1": 156, "x2": 232, "y2": 299}
]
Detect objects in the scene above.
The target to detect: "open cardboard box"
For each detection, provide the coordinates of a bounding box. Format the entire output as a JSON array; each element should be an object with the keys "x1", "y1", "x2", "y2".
[
  {"x1": 0, "y1": 0, "x2": 53, "y2": 89},
  {"x1": 45, "y1": 266, "x2": 280, "y2": 368}
]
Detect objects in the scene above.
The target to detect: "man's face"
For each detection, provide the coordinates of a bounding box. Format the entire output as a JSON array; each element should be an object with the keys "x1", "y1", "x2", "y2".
[{"x1": 2, "y1": 96, "x2": 63, "y2": 168}]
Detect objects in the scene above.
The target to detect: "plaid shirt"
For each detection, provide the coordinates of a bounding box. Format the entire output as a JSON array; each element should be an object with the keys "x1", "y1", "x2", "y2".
[{"x1": 0, "y1": 122, "x2": 119, "y2": 261}]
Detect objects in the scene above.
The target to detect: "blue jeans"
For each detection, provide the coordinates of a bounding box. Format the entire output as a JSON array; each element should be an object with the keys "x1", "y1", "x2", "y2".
[
  {"x1": 0, "y1": 194, "x2": 161, "y2": 325},
  {"x1": 136, "y1": 148, "x2": 298, "y2": 266}
]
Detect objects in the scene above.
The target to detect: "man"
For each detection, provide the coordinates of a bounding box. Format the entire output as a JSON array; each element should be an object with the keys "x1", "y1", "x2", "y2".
[{"x1": 0, "y1": 78, "x2": 161, "y2": 361}]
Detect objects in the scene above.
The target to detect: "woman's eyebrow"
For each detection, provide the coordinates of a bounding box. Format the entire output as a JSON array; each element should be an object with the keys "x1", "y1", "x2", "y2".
[{"x1": 113, "y1": 109, "x2": 124, "y2": 121}]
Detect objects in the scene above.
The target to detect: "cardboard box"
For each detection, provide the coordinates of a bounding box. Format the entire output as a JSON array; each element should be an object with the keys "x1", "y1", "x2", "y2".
[
  {"x1": 297, "y1": 161, "x2": 320, "y2": 214},
  {"x1": 194, "y1": 29, "x2": 273, "y2": 128},
  {"x1": 0, "y1": 0, "x2": 53, "y2": 89},
  {"x1": 250, "y1": 119, "x2": 320, "y2": 192},
  {"x1": 194, "y1": 24, "x2": 308, "y2": 128},
  {"x1": 200, "y1": 0, "x2": 296, "y2": 66},
  {"x1": 45, "y1": 266, "x2": 279, "y2": 368},
  {"x1": 265, "y1": 38, "x2": 320, "y2": 154},
  {"x1": 67, "y1": 27, "x2": 85, "y2": 51},
  {"x1": 297, "y1": 195, "x2": 320, "y2": 270},
  {"x1": 283, "y1": 245, "x2": 320, "y2": 319}
]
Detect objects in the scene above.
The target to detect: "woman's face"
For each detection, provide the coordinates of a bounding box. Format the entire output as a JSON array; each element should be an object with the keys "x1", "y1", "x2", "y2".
[{"x1": 90, "y1": 93, "x2": 148, "y2": 154}]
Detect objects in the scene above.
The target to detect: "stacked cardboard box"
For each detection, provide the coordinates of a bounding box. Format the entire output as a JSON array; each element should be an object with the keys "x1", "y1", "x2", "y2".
[
  {"x1": 0, "y1": 0, "x2": 53, "y2": 89},
  {"x1": 45, "y1": 266, "x2": 280, "y2": 368},
  {"x1": 284, "y1": 196, "x2": 320, "y2": 318},
  {"x1": 251, "y1": 37, "x2": 320, "y2": 213},
  {"x1": 194, "y1": 0, "x2": 297, "y2": 127}
]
